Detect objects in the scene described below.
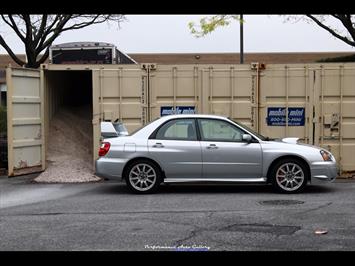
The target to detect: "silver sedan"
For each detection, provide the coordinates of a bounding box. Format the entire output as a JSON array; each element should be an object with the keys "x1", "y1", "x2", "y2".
[{"x1": 95, "y1": 114, "x2": 337, "y2": 194}]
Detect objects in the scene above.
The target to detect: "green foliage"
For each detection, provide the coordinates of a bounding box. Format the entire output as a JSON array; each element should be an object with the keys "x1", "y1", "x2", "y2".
[
  {"x1": 188, "y1": 15, "x2": 242, "y2": 37},
  {"x1": 316, "y1": 54, "x2": 355, "y2": 62},
  {"x1": 0, "y1": 105, "x2": 7, "y2": 134}
]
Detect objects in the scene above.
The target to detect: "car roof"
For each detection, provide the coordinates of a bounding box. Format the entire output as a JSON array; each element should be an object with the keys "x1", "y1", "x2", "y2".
[{"x1": 159, "y1": 114, "x2": 228, "y2": 120}]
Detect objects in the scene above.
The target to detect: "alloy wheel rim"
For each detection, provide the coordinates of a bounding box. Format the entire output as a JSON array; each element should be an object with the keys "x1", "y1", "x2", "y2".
[
  {"x1": 129, "y1": 163, "x2": 156, "y2": 191},
  {"x1": 276, "y1": 163, "x2": 304, "y2": 191}
]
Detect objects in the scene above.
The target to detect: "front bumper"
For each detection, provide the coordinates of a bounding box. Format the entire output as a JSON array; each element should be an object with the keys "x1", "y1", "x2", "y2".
[{"x1": 310, "y1": 161, "x2": 338, "y2": 184}]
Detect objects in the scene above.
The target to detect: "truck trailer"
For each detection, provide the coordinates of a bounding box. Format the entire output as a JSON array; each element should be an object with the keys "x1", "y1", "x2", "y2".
[{"x1": 49, "y1": 42, "x2": 137, "y2": 65}]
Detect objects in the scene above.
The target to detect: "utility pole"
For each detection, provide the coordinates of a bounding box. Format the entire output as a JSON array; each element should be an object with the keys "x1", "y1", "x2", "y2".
[{"x1": 240, "y1": 14, "x2": 244, "y2": 64}]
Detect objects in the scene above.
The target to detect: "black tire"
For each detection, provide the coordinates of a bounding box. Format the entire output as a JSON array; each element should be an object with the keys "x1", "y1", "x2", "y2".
[
  {"x1": 124, "y1": 159, "x2": 162, "y2": 194},
  {"x1": 270, "y1": 158, "x2": 308, "y2": 194}
]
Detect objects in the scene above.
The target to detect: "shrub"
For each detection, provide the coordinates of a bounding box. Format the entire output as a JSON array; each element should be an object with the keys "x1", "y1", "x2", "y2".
[{"x1": 316, "y1": 54, "x2": 355, "y2": 63}]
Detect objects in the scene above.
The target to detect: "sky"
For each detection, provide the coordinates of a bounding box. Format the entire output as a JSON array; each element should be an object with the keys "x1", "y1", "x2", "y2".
[{"x1": 0, "y1": 15, "x2": 354, "y2": 54}]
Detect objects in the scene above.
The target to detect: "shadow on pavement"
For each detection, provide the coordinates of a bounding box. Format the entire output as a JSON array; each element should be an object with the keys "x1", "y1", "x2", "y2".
[{"x1": 100, "y1": 182, "x2": 338, "y2": 195}]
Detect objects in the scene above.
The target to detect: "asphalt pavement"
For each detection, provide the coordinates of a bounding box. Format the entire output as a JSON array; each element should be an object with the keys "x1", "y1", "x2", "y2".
[{"x1": 1, "y1": 174, "x2": 355, "y2": 251}]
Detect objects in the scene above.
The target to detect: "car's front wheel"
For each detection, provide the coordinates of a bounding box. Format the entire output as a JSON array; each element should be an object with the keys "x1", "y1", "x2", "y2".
[
  {"x1": 124, "y1": 160, "x2": 162, "y2": 194},
  {"x1": 270, "y1": 158, "x2": 308, "y2": 193}
]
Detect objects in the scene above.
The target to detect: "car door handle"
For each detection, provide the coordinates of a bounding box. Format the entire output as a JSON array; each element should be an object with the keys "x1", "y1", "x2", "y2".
[
  {"x1": 153, "y1": 143, "x2": 164, "y2": 148},
  {"x1": 206, "y1": 144, "x2": 218, "y2": 149}
]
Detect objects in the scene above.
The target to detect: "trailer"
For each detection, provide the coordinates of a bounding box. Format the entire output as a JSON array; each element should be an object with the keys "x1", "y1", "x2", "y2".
[{"x1": 49, "y1": 42, "x2": 137, "y2": 65}]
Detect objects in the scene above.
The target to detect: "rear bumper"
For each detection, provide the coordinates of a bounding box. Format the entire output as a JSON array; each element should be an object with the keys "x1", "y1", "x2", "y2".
[
  {"x1": 95, "y1": 157, "x2": 127, "y2": 180},
  {"x1": 310, "y1": 161, "x2": 338, "y2": 184}
]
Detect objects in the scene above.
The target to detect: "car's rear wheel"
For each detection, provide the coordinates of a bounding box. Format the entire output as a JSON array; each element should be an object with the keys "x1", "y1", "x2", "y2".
[
  {"x1": 270, "y1": 158, "x2": 308, "y2": 193},
  {"x1": 125, "y1": 160, "x2": 161, "y2": 194}
]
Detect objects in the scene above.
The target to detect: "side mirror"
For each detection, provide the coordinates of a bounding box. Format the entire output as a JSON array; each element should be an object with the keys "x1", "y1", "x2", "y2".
[{"x1": 242, "y1": 134, "x2": 252, "y2": 143}]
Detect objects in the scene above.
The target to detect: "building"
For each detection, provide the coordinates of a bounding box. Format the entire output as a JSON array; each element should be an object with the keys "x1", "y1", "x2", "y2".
[
  {"x1": 128, "y1": 52, "x2": 355, "y2": 65},
  {"x1": 1, "y1": 51, "x2": 354, "y2": 69}
]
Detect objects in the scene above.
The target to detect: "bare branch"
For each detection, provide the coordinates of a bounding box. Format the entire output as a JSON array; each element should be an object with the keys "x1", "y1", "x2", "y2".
[
  {"x1": 22, "y1": 15, "x2": 33, "y2": 42},
  {"x1": 1, "y1": 15, "x2": 26, "y2": 42},
  {"x1": 60, "y1": 15, "x2": 125, "y2": 32},
  {"x1": 36, "y1": 46, "x2": 50, "y2": 65},
  {"x1": 33, "y1": 14, "x2": 48, "y2": 45},
  {"x1": 0, "y1": 34, "x2": 26, "y2": 66},
  {"x1": 306, "y1": 14, "x2": 355, "y2": 46},
  {"x1": 0, "y1": 14, "x2": 126, "y2": 68},
  {"x1": 333, "y1": 14, "x2": 355, "y2": 41},
  {"x1": 39, "y1": 15, "x2": 73, "y2": 49},
  {"x1": 36, "y1": 15, "x2": 61, "y2": 52}
]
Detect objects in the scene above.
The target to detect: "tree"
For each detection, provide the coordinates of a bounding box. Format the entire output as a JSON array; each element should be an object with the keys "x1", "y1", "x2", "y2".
[
  {"x1": 303, "y1": 15, "x2": 355, "y2": 47},
  {"x1": 0, "y1": 15, "x2": 126, "y2": 68},
  {"x1": 189, "y1": 15, "x2": 355, "y2": 48},
  {"x1": 188, "y1": 15, "x2": 244, "y2": 63},
  {"x1": 188, "y1": 15, "x2": 242, "y2": 37}
]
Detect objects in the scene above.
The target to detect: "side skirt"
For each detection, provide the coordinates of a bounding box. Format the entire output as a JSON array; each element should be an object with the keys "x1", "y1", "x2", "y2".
[{"x1": 164, "y1": 177, "x2": 267, "y2": 183}]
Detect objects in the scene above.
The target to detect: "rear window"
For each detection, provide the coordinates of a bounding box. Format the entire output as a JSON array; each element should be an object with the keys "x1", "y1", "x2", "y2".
[{"x1": 113, "y1": 123, "x2": 128, "y2": 135}]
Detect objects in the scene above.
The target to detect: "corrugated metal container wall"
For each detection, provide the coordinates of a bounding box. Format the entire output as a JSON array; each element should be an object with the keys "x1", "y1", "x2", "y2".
[
  {"x1": 315, "y1": 64, "x2": 355, "y2": 173},
  {"x1": 92, "y1": 63, "x2": 355, "y2": 174},
  {"x1": 201, "y1": 65, "x2": 255, "y2": 128},
  {"x1": 6, "y1": 63, "x2": 355, "y2": 175},
  {"x1": 44, "y1": 70, "x2": 64, "y2": 150},
  {"x1": 259, "y1": 64, "x2": 313, "y2": 143},
  {"x1": 250, "y1": 63, "x2": 355, "y2": 174},
  {"x1": 6, "y1": 67, "x2": 45, "y2": 176},
  {"x1": 92, "y1": 65, "x2": 147, "y2": 161},
  {"x1": 148, "y1": 65, "x2": 255, "y2": 128},
  {"x1": 149, "y1": 65, "x2": 201, "y2": 120}
]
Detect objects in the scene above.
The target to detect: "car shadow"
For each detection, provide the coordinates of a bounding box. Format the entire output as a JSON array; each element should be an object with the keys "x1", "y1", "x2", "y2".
[
  {"x1": 302, "y1": 185, "x2": 337, "y2": 194},
  {"x1": 158, "y1": 184, "x2": 337, "y2": 194},
  {"x1": 159, "y1": 184, "x2": 274, "y2": 194},
  {"x1": 100, "y1": 181, "x2": 337, "y2": 195}
]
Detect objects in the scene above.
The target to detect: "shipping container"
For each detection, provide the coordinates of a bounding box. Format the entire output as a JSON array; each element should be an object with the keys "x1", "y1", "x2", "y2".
[{"x1": 5, "y1": 62, "x2": 355, "y2": 177}]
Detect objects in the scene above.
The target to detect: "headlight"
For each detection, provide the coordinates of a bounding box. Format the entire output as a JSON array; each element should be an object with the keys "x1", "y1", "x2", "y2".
[{"x1": 320, "y1": 150, "x2": 333, "y2": 161}]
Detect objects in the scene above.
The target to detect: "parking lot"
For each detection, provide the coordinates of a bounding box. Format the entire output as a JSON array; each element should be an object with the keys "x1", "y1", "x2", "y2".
[{"x1": 1, "y1": 175, "x2": 355, "y2": 251}]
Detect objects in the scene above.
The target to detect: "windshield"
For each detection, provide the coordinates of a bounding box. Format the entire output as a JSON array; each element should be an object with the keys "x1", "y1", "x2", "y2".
[{"x1": 229, "y1": 118, "x2": 267, "y2": 141}]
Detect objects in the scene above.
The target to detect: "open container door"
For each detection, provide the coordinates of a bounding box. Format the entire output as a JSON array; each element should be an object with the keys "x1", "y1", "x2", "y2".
[{"x1": 6, "y1": 66, "x2": 45, "y2": 176}]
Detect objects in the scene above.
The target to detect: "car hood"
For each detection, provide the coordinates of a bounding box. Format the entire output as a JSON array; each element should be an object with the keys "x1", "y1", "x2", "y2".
[
  {"x1": 281, "y1": 137, "x2": 299, "y2": 144},
  {"x1": 267, "y1": 137, "x2": 323, "y2": 151}
]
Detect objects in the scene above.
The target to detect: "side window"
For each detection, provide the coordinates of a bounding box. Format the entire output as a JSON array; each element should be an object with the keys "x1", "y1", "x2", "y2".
[
  {"x1": 198, "y1": 119, "x2": 244, "y2": 142},
  {"x1": 155, "y1": 119, "x2": 197, "y2": 141}
]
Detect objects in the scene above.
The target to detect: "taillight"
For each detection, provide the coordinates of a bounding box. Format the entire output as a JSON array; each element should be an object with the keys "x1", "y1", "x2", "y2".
[{"x1": 99, "y1": 142, "x2": 110, "y2": 157}]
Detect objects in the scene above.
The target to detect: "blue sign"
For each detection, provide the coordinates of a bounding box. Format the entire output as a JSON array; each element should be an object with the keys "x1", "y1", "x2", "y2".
[
  {"x1": 161, "y1": 106, "x2": 196, "y2": 116},
  {"x1": 267, "y1": 107, "x2": 305, "y2": 126}
]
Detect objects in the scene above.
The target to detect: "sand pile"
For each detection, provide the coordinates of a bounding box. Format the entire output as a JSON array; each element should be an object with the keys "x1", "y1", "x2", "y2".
[{"x1": 35, "y1": 106, "x2": 101, "y2": 183}]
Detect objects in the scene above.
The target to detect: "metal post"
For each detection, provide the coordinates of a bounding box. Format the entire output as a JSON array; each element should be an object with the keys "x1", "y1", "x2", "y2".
[{"x1": 240, "y1": 14, "x2": 244, "y2": 64}]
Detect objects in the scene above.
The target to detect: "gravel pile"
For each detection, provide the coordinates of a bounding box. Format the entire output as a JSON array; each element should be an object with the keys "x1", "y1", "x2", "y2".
[{"x1": 35, "y1": 106, "x2": 101, "y2": 183}]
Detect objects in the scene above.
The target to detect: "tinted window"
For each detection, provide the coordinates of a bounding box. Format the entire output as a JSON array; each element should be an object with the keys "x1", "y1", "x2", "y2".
[
  {"x1": 198, "y1": 119, "x2": 245, "y2": 142},
  {"x1": 155, "y1": 119, "x2": 197, "y2": 141}
]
